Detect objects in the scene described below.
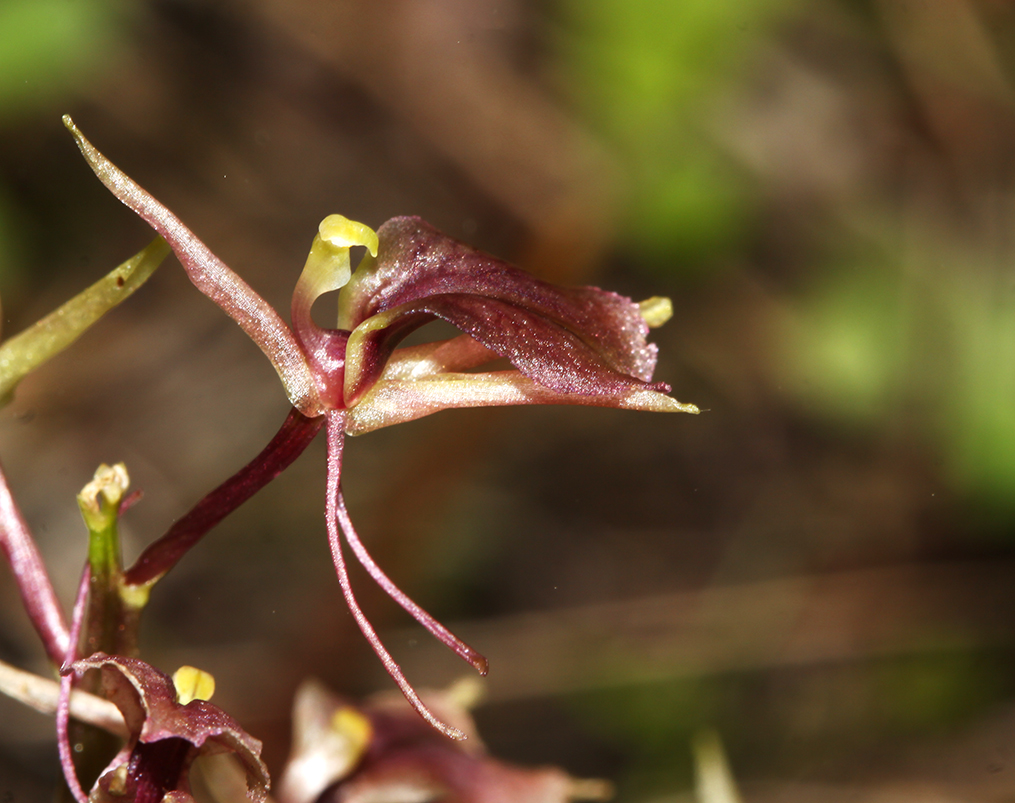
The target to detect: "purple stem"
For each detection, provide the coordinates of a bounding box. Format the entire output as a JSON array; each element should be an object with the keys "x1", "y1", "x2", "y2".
[
  {"x1": 124, "y1": 408, "x2": 323, "y2": 587},
  {"x1": 58, "y1": 564, "x2": 92, "y2": 803},
  {"x1": 325, "y1": 411, "x2": 465, "y2": 740},
  {"x1": 0, "y1": 460, "x2": 70, "y2": 665}
]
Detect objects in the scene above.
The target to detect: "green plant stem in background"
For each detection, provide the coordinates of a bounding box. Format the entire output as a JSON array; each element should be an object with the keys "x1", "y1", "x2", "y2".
[{"x1": 0, "y1": 236, "x2": 169, "y2": 404}]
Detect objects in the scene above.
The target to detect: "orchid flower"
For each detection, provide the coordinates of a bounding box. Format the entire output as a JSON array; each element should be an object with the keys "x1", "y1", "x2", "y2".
[
  {"x1": 65, "y1": 654, "x2": 269, "y2": 803},
  {"x1": 280, "y1": 678, "x2": 611, "y2": 803},
  {"x1": 64, "y1": 116, "x2": 698, "y2": 739}
]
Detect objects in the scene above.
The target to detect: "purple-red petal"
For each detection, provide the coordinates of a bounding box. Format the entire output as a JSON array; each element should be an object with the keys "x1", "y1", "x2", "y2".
[
  {"x1": 64, "y1": 117, "x2": 320, "y2": 417},
  {"x1": 339, "y1": 217, "x2": 661, "y2": 402},
  {"x1": 345, "y1": 293, "x2": 668, "y2": 406}
]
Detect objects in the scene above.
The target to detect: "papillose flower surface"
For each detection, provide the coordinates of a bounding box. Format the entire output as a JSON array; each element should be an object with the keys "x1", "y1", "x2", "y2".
[{"x1": 63, "y1": 116, "x2": 698, "y2": 739}]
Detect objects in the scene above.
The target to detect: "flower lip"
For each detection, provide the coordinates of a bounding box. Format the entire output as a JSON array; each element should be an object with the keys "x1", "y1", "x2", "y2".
[
  {"x1": 343, "y1": 293, "x2": 671, "y2": 408},
  {"x1": 341, "y1": 217, "x2": 660, "y2": 377}
]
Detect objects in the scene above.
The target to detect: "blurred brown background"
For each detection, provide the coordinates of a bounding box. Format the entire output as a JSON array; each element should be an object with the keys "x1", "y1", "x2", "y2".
[{"x1": 4, "y1": 0, "x2": 1015, "y2": 800}]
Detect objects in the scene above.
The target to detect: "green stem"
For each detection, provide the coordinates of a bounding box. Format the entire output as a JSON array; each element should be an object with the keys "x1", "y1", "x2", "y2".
[{"x1": 77, "y1": 464, "x2": 145, "y2": 658}]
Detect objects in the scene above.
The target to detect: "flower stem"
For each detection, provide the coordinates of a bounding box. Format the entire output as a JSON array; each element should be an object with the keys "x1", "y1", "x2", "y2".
[
  {"x1": 0, "y1": 460, "x2": 69, "y2": 665},
  {"x1": 124, "y1": 407, "x2": 323, "y2": 587},
  {"x1": 58, "y1": 564, "x2": 93, "y2": 803},
  {"x1": 0, "y1": 237, "x2": 169, "y2": 405},
  {"x1": 0, "y1": 658, "x2": 126, "y2": 737}
]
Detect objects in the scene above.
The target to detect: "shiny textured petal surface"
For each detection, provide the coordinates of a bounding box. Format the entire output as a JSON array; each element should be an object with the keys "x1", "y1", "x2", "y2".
[
  {"x1": 347, "y1": 370, "x2": 696, "y2": 434},
  {"x1": 64, "y1": 117, "x2": 320, "y2": 416},
  {"x1": 339, "y1": 217, "x2": 663, "y2": 403},
  {"x1": 345, "y1": 296, "x2": 668, "y2": 408}
]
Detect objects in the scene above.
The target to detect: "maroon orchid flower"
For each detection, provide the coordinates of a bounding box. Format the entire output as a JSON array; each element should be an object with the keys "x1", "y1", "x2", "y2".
[
  {"x1": 67, "y1": 654, "x2": 269, "y2": 803},
  {"x1": 279, "y1": 679, "x2": 611, "y2": 803},
  {"x1": 64, "y1": 117, "x2": 698, "y2": 739}
]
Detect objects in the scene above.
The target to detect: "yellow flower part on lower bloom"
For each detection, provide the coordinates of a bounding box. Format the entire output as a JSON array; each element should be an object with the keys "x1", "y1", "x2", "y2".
[
  {"x1": 172, "y1": 665, "x2": 216, "y2": 705},
  {"x1": 332, "y1": 706, "x2": 374, "y2": 757}
]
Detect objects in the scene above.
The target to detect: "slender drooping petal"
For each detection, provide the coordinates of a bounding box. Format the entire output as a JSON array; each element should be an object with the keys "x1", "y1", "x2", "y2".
[
  {"x1": 324, "y1": 412, "x2": 470, "y2": 741},
  {"x1": 62, "y1": 116, "x2": 321, "y2": 416},
  {"x1": 339, "y1": 217, "x2": 673, "y2": 406},
  {"x1": 334, "y1": 484, "x2": 488, "y2": 675}
]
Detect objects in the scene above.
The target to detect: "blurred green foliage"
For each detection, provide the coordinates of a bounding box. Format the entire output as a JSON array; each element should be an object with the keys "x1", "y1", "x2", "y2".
[
  {"x1": 781, "y1": 240, "x2": 1015, "y2": 517},
  {"x1": 560, "y1": 0, "x2": 1015, "y2": 517},
  {"x1": 874, "y1": 651, "x2": 1010, "y2": 733},
  {"x1": 0, "y1": 0, "x2": 121, "y2": 290},
  {"x1": 573, "y1": 677, "x2": 728, "y2": 799},
  {"x1": 943, "y1": 270, "x2": 1015, "y2": 515},
  {"x1": 780, "y1": 250, "x2": 909, "y2": 423},
  {"x1": 558, "y1": 0, "x2": 796, "y2": 268},
  {"x1": 571, "y1": 651, "x2": 1011, "y2": 801},
  {"x1": 0, "y1": 0, "x2": 118, "y2": 116}
]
